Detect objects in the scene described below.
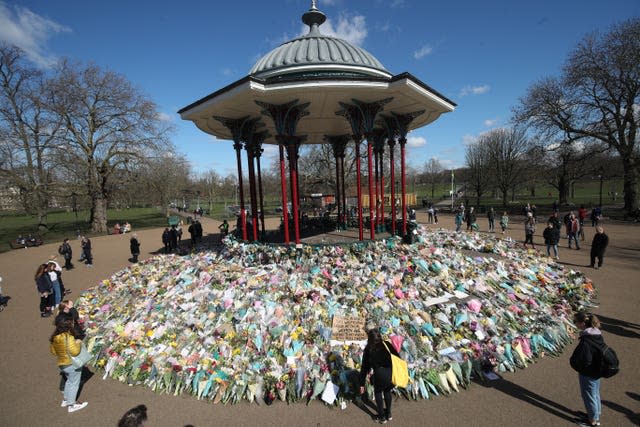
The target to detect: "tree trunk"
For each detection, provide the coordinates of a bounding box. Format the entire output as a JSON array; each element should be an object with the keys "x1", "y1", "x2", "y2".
[
  {"x1": 621, "y1": 157, "x2": 639, "y2": 211},
  {"x1": 501, "y1": 190, "x2": 508, "y2": 208},
  {"x1": 557, "y1": 175, "x2": 569, "y2": 205},
  {"x1": 90, "y1": 196, "x2": 108, "y2": 233}
]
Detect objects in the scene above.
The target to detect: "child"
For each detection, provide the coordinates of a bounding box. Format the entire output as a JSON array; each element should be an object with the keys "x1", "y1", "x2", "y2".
[{"x1": 500, "y1": 211, "x2": 509, "y2": 234}]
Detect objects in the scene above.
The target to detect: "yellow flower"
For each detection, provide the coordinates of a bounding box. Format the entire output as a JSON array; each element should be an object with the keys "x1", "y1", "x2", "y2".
[{"x1": 147, "y1": 330, "x2": 154, "y2": 337}]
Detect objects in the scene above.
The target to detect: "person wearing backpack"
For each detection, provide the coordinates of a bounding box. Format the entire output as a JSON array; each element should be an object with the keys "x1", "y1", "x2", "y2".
[{"x1": 570, "y1": 312, "x2": 607, "y2": 427}]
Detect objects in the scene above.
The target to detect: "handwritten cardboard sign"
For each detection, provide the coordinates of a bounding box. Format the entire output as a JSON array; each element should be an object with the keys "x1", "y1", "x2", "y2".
[{"x1": 331, "y1": 316, "x2": 367, "y2": 342}]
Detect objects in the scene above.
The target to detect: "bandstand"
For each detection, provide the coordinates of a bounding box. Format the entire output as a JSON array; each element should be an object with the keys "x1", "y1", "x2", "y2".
[{"x1": 179, "y1": 1, "x2": 455, "y2": 244}]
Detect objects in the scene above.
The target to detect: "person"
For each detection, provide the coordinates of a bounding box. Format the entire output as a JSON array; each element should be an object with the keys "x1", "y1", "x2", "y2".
[
  {"x1": 590, "y1": 225, "x2": 609, "y2": 269},
  {"x1": 548, "y1": 210, "x2": 562, "y2": 231},
  {"x1": 130, "y1": 234, "x2": 141, "y2": 263},
  {"x1": 427, "y1": 204, "x2": 434, "y2": 223},
  {"x1": 433, "y1": 206, "x2": 438, "y2": 224},
  {"x1": 578, "y1": 205, "x2": 588, "y2": 241},
  {"x1": 466, "y1": 207, "x2": 476, "y2": 231},
  {"x1": 188, "y1": 221, "x2": 197, "y2": 247},
  {"x1": 543, "y1": 221, "x2": 560, "y2": 259},
  {"x1": 123, "y1": 221, "x2": 132, "y2": 233},
  {"x1": 162, "y1": 228, "x2": 170, "y2": 254},
  {"x1": 359, "y1": 328, "x2": 399, "y2": 424},
  {"x1": 81, "y1": 236, "x2": 93, "y2": 267},
  {"x1": 55, "y1": 300, "x2": 85, "y2": 340},
  {"x1": 487, "y1": 207, "x2": 495, "y2": 232},
  {"x1": 591, "y1": 206, "x2": 602, "y2": 227},
  {"x1": 118, "y1": 404, "x2": 148, "y2": 427},
  {"x1": 113, "y1": 223, "x2": 122, "y2": 235},
  {"x1": 570, "y1": 312, "x2": 605, "y2": 427},
  {"x1": 524, "y1": 213, "x2": 536, "y2": 248},
  {"x1": 35, "y1": 263, "x2": 53, "y2": 317},
  {"x1": 194, "y1": 219, "x2": 203, "y2": 245},
  {"x1": 59, "y1": 238, "x2": 74, "y2": 270},
  {"x1": 454, "y1": 209, "x2": 464, "y2": 232},
  {"x1": 500, "y1": 211, "x2": 509, "y2": 234},
  {"x1": 49, "y1": 317, "x2": 89, "y2": 413},
  {"x1": 47, "y1": 262, "x2": 63, "y2": 309},
  {"x1": 568, "y1": 213, "x2": 581, "y2": 250},
  {"x1": 169, "y1": 226, "x2": 178, "y2": 252}
]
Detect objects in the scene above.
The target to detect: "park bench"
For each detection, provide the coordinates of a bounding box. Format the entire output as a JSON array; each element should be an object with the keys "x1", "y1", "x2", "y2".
[{"x1": 9, "y1": 234, "x2": 43, "y2": 249}]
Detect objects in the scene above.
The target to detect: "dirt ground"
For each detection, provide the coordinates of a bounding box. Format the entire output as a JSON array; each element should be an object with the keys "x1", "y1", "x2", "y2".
[{"x1": 0, "y1": 213, "x2": 638, "y2": 427}]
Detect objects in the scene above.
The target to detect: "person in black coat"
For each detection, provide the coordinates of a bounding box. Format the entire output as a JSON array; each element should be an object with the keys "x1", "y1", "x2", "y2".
[
  {"x1": 359, "y1": 328, "x2": 400, "y2": 423},
  {"x1": 35, "y1": 263, "x2": 53, "y2": 317},
  {"x1": 590, "y1": 225, "x2": 609, "y2": 269},
  {"x1": 570, "y1": 312, "x2": 605, "y2": 427},
  {"x1": 543, "y1": 221, "x2": 560, "y2": 259},
  {"x1": 129, "y1": 234, "x2": 141, "y2": 263},
  {"x1": 59, "y1": 238, "x2": 74, "y2": 269},
  {"x1": 161, "y1": 228, "x2": 170, "y2": 254},
  {"x1": 81, "y1": 236, "x2": 93, "y2": 266}
]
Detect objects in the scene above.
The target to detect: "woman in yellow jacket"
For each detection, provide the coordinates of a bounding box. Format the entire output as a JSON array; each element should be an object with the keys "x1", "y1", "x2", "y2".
[{"x1": 49, "y1": 317, "x2": 88, "y2": 413}]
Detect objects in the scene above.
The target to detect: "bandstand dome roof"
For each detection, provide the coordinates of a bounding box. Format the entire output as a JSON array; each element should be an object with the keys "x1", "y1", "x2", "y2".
[{"x1": 249, "y1": 3, "x2": 391, "y2": 79}]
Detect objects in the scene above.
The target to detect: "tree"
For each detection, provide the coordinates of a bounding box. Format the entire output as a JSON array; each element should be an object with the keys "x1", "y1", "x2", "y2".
[
  {"x1": 515, "y1": 18, "x2": 640, "y2": 212},
  {"x1": 48, "y1": 60, "x2": 173, "y2": 232},
  {"x1": 464, "y1": 140, "x2": 490, "y2": 208},
  {"x1": 423, "y1": 157, "x2": 443, "y2": 199},
  {"x1": 483, "y1": 127, "x2": 530, "y2": 207},
  {"x1": 138, "y1": 153, "x2": 190, "y2": 215},
  {"x1": 0, "y1": 44, "x2": 61, "y2": 227}
]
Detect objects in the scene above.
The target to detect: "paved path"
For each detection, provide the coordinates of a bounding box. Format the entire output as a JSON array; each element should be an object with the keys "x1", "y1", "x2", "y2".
[{"x1": 0, "y1": 213, "x2": 638, "y2": 426}]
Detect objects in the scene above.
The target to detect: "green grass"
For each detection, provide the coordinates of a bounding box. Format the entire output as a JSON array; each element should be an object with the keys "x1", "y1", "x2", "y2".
[{"x1": 0, "y1": 207, "x2": 167, "y2": 253}]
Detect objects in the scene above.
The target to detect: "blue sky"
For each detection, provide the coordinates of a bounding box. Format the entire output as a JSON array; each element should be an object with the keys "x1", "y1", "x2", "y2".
[{"x1": 1, "y1": 0, "x2": 638, "y2": 176}]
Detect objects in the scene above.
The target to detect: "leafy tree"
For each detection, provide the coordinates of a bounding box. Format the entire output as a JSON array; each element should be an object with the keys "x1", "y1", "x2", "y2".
[
  {"x1": 515, "y1": 18, "x2": 640, "y2": 211},
  {"x1": 48, "y1": 60, "x2": 173, "y2": 232}
]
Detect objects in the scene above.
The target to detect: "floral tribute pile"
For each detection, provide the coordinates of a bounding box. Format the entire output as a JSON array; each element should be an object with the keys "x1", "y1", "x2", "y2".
[{"x1": 76, "y1": 226, "x2": 596, "y2": 406}]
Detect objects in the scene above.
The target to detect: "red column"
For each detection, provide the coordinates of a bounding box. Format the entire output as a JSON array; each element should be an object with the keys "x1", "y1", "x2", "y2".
[
  {"x1": 246, "y1": 149, "x2": 258, "y2": 241},
  {"x1": 334, "y1": 153, "x2": 341, "y2": 228},
  {"x1": 379, "y1": 149, "x2": 385, "y2": 233},
  {"x1": 234, "y1": 142, "x2": 247, "y2": 241},
  {"x1": 287, "y1": 141, "x2": 301, "y2": 244},
  {"x1": 400, "y1": 138, "x2": 407, "y2": 235},
  {"x1": 278, "y1": 143, "x2": 290, "y2": 244},
  {"x1": 355, "y1": 138, "x2": 363, "y2": 241},
  {"x1": 389, "y1": 140, "x2": 396, "y2": 235},
  {"x1": 341, "y1": 155, "x2": 347, "y2": 229},
  {"x1": 256, "y1": 154, "x2": 265, "y2": 239},
  {"x1": 367, "y1": 139, "x2": 375, "y2": 240}
]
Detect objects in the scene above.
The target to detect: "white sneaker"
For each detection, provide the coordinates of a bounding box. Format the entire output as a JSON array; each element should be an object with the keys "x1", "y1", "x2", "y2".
[
  {"x1": 68, "y1": 402, "x2": 88, "y2": 413},
  {"x1": 61, "y1": 400, "x2": 70, "y2": 407}
]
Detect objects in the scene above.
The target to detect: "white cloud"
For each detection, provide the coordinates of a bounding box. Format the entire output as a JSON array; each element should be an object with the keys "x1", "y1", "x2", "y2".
[
  {"x1": 459, "y1": 84, "x2": 490, "y2": 97},
  {"x1": 300, "y1": 13, "x2": 368, "y2": 46},
  {"x1": 413, "y1": 44, "x2": 433, "y2": 59},
  {"x1": 462, "y1": 134, "x2": 477, "y2": 146},
  {"x1": 390, "y1": 0, "x2": 406, "y2": 7},
  {"x1": 406, "y1": 136, "x2": 426, "y2": 148},
  {"x1": 261, "y1": 143, "x2": 279, "y2": 161},
  {"x1": 0, "y1": 2, "x2": 70, "y2": 68},
  {"x1": 157, "y1": 112, "x2": 174, "y2": 122},
  {"x1": 484, "y1": 119, "x2": 498, "y2": 127}
]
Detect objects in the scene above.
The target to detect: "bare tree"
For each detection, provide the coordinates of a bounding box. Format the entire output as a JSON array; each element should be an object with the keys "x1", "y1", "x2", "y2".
[
  {"x1": 48, "y1": 60, "x2": 173, "y2": 232},
  {"x1": 515, "y1": 18, "x2": 640, "y2": 212},
  {"x1": 483, "y1": 127, "x2": 530, "y2": 207},
  {"x1": 423, "y1": 157, "x2": 443, "y2": 199},
  {"x1": 137, "y1": 153, "x2": 190, "y2": 215},
  {"x1": 0, "y1": 44, "x2": 61, "y2": 227},
  {"x1": 464, "y1": 140, "x2": 490, "y2": 207}
]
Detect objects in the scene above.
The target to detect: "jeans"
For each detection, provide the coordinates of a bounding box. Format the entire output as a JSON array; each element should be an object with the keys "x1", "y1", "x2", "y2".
[
  {"x1": 52, "y1": 280, "x2": 61, "y2": 306},
  {"x1": 579, "y1": 374, "x2": 601, "y2": 423},
  {"x1": 546, "y1": 244, "x2": 558, "y2": 257},
  {"x1": 568, "y1": 232, "x2": 580, "y2": 249},
  {"x1": 488, "y1": 219, "x2": 494, "y2": 232},
  {"x1": 60, "y1": 364, "x2": 82, "y2": 404}
]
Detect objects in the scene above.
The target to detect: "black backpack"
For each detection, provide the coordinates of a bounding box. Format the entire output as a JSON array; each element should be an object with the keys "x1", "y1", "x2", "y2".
[
  {"x1": 599, "y1": 343, "x2": 620, "y2": 378},
  {"x1": 58, "y1": 244, "x2": 65, "y2": 255}
]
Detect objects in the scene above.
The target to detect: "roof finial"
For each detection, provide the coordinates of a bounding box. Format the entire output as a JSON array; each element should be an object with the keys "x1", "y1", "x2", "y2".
[{"x1": 302, "y1": 1, "x2": 326, "y2": 36}]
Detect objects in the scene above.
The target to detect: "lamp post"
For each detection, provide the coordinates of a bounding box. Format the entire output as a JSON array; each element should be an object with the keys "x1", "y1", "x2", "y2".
[
  {"x1": 71, "y1": 192, "x2": 79, "y2": 238},
  {"x1": 450, "y1": 169, "x2": 455, "y2": 211},
  {"x1": 599, "y1": 174, "x2": 603, "y2": 207}
]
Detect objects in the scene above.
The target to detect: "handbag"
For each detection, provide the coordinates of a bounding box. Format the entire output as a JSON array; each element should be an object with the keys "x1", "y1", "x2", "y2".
[
  {"x1": 65, "y1": 335, "x2": 92, "y2": 369},
  {"x1": 384, "y1": 342, "x2": 409, "y2": 388}
]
